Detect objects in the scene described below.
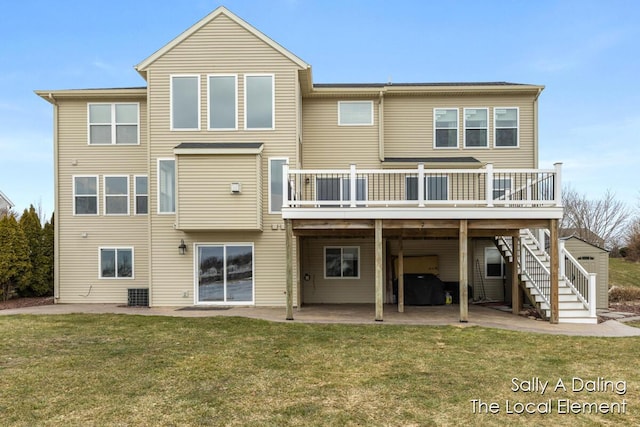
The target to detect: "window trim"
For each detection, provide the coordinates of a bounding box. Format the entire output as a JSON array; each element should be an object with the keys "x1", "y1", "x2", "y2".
[
  {"x1": 338, "y1": 101, "x2": 374, "y2": 126},
  {"x1": 170, "y1": 74, "x2": 201, "y2": 131},
  {"x1": 87, "y1": 103, "x2": 140, "y2": 145},
  {"x1": 433, "y1": 107, "x2": 459, "y2": 149},
  {"x1": 324, "y1": 246, "x2": 360, "y2": 279},
  {"x1": 268, "y1": 157, "x2": 289, "y2": 214},
  {"x1": 99, "y1": 247, "x2": 135, "y2": 280},
  {"x1": 134, "y1": 175, "x2": 148, "y2": 215},
  {"x1": 103, "y1": 175, "x2": 130, "y2": 216},
  {"x1": 73, "y1": 175, "x2": 99, "y2": 216},
  {"x1": 244, "y1": 73, "x2": 275, "y2": 130},
  {"x1": 157, "y1": 158, "x2": 176, "y2": 214},
  {"x1": 484, "y1": 247, "x2": 505, "y2": 279},
  {"x1": 463, "y1": 107, "x2": 489, "y2": 149},
  {"x1": 207, "y1": 74, "x2": 238, "y2": 131},
  {"x1": 194, "y1": 242, "x2": 255, "y2": 305},
  {"x1": 493, "y1": 107, "x2": 519, "y2": 148}
]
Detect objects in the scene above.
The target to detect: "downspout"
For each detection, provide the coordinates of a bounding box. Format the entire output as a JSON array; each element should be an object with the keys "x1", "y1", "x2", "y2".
[
  {"x1": 533, "y1": 87, "x2": 543, "y2": 168},
  {"x1": 145, "y1": 79, "x2": 153, "y2": 307},
  {"x1": 48, "y1": 93, "x2": 60, "y2": 302},
  {"x1": 378, "y1": 91, "x2": 384, "y2": 162}
]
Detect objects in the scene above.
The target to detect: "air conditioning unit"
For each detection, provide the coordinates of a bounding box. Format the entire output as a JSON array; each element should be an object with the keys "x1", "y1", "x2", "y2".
[{"x1": 127, "y1": 288, "x2": 149, "y2": 307}]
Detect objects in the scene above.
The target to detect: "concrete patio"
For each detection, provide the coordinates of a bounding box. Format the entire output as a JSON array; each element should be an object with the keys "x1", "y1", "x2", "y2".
[{"x1": 2, "y1": 302, "x2": 640, "y2": 337}]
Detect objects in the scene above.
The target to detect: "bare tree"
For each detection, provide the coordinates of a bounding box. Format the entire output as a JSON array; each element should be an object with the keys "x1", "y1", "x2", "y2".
[{"x1": 561, "y1": 186, "x2": 630, "y2": 249}]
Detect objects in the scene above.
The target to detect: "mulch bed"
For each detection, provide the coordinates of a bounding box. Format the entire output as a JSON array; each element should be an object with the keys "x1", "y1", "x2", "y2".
[{"x1": 0, "y1": 296, "x2": 54, "y2": 310}]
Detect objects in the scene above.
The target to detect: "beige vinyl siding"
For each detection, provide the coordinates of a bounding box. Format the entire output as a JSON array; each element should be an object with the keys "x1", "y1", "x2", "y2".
[
  {"x1": 470, "y1": 239, "x2": 506, "y2": 301},
  {"x1": 302, "y1": 98, "x2": 381, "y2": 169},
  {"x1": 56, "y1": 97, "x2": 149, "y2": 303},
  {"x1": 148, "y1": 228, "x2": 296, "y2": 306},
  {"x1": 383, "y1": 95, "x2": 536, "y2": 168},
  {"x1": 146, "y1": 13, "x2": 301, "y2": 306},
  {"x1": 562, "y1": 238, "x2": 609, "y2": 309},
  {"x1": 301, "y1": 238, "x2": 375, "y2": 303},
  {"x1": 176, "y1": 153, "x2": 262, "y2": 230}
]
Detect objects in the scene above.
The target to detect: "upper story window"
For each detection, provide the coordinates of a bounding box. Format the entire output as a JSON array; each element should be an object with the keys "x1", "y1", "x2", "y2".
[
  {"x1": 464, "y1": 108, "x2": 488, "y2": 148},
  {"x1": 434, "y1": 108, "x2": 458, "y2": 148},
  {"x1": 134, "y1": 175, "x2": 148, "y2": 215},
  {"x1": 338, "y1": 101, "x2": 373, "y2": 126},
  {"x1": 405, "y1": 176, "x2": 449, "y2": 201},
  {"x1": 316, "y1": 177, "x2": 367, "y2": 207},
  {"x1": 269, "y1": 158, "x2": 288, "y2": 214},
  {"x1": 171, "y1": 75, "x2": 200, "y2": 130},
  {"x1": 88, "y1": 103, "x2": 139, "y2": 145},
  {"x1": 158, "y1": 159, "x2": 176, "y2": 214},
  {"x1": 74, "y1": 175, "x2": 98, "y2": 215},
  {"x1": 208, "y1": 75, "x2": 237, "y2": 130},
  {"x1": 104, "y1": 176, "x2": 129, "y2": 215},
  {"x1": 494, "y1": 107, "x2": 518, "y2": 147},
  {"x1": 245, "y1": 74, "x2": 274, "y2": 129}
]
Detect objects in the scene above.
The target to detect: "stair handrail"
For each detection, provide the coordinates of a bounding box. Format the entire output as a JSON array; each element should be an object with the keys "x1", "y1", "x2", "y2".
[
  {"x1": 559, "y1": 242, "x2": 595, "y2": 314},
  {"x1": 520, "y1": 240, "x2": 551, "y2": 308}
]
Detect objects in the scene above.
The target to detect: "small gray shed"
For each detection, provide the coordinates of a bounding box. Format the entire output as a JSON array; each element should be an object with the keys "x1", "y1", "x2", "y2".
[{"x1": 561, "y1": 236, "x2": 609, "y2": 309}]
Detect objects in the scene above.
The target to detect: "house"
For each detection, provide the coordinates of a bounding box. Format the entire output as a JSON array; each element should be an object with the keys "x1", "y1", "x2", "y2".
[
  {"x1": 36, "y1": 6, "x2": 601, "y2": 324},
  {"x1": 0, "y1": 190, "x2": 14, "y2": 213}
]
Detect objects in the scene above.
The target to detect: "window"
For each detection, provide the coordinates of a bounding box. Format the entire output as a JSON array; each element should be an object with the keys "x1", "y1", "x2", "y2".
[
  {"x1": 208, "y1": 75, "x2": 237, "y2": 130},
  {"x1": 325, "y1": 247, "x2": 360, "y2": 279},
  {"x1": 88, "y1": 103, "x2": 139, "y2": 145},
  {"x1": 406, "y1": 176, "x2": 449, "y2": 201},
  {"x1": 171, "y1": 75, "x2": 200, "y2": 130},
  {"x1": 74, "y1": 176, "x2": 98, "y2": 215},
  {"x1": 134, "y1": 175, "x2": 148, "y2": 215},
  {"x1": 245, "y1": 74, "x2": 274, "y2": 129},
  {"x1": 269, "y1": 158, "x2": 288, "y2": 214},
  {"x1": 316, "y1": 177, "x2": 367, "y2": 206},
  {"x1": 100, "y1": 247, "x2": 133, "y2": 279},
  {"x1": 493, "y1": 177, "x2": 512, "y2": 200},
  {"x1": 485, "y1": 247, "x2": 505, "y2": 278},
  {"x1": 197, "y1": 244, "x2": 254, "y2": 304},
  {"x1": 104, "y1": 176, "x2": 129, "y2": 215},
  {"x1": 494, "y1": 107, "x2": 518, "y2": 147},
  {"x1": 338, "y1": 101, "x2": 373, "y2": 126},
  {"x1": 464, "y1": 108, "x2": 488, "y2": 148},
  {"x1": 434, "y1": 108, "x2": 458, "y2": 148},
  {"x1": 158, "y1": 159, "x2": 175, "y2": 213}
]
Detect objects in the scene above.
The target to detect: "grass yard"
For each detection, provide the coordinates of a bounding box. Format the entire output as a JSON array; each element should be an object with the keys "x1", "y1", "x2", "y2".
[
  {"x1": 609, "y1": 258, "x2": 640, "y2": 288},
  {"x1": 1, "y1": 315, "x2": 638, "y2": 426}
]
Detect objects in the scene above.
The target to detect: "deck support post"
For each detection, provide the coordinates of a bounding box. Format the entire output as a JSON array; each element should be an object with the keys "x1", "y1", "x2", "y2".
[
  {"x1": 285, "y1": 219, "x2": 294, "y2": 320},
  {"x1": 375, "y1": 219, "x2": 384, "y2": 321},
  {"x1": 512, "y1": 234, "x2": 521, "y2": 315},
  {"x1": 550, "y1": 219, "x2": 559, "y2": 324},
  {"x1": 459, "y1": 219, "x2": 469, "y2": 322},
  {"x1": 398, "y1": 237, "x2": 404, "y2": 313}
]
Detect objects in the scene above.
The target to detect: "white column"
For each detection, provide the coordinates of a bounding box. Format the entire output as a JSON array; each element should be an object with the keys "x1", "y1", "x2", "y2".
[
  {"x1": 350, "y1": 164, "x2": 357, "y2": 208},
  {"x1": 417, "y1": 163, "x2": 425, "y2": 207},
  {"x1": 485, "y1": 163, "x2": 494, "y2": 207}
]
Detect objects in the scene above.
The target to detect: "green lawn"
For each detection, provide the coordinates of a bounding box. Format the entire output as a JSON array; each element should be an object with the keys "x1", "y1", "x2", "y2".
[
  {"x1": 0, "y1": 315, "x2": 638, "y2": 426},
  {"x1": 609, "y1": 257, "x2": 640, "y2": 288}
]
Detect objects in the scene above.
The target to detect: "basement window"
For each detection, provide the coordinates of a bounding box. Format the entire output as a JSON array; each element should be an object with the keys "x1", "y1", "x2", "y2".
[
  {"x1": 325, "y1": 246, "x2": 360, "y2": 279},
  {"x1": 485, "y1": 247, "x2": 505, "y2": 278}
]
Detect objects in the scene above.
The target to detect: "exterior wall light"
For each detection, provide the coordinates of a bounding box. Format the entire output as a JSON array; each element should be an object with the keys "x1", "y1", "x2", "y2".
[{"x1": 178, "y1": 239, "x2": 187, "y2": 255}]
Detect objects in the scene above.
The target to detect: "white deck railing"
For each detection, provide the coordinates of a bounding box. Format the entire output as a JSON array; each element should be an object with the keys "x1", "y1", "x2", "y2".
[{"x1": 283, "y1": 163, "x2": 563, "y2": 209}]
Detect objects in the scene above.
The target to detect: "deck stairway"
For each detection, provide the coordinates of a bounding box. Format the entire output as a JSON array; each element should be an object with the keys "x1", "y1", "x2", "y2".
[{"x1": 496, "y1": 229, "x2": 598, "y2": 324}]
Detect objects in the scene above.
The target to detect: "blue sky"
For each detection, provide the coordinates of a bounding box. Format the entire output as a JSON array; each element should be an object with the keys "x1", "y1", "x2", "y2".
[{"x1": 1, "y1": 0, "x2": 639, "y2": 217}]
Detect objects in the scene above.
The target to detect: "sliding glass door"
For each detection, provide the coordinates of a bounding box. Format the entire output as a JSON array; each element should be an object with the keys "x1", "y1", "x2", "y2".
[{"x1": 197, "y1": 244, "x2": 254, "y2": 304}]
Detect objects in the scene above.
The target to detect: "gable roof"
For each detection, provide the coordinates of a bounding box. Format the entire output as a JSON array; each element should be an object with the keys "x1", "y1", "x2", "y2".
[
  {"x1": 135, "y1": 6, "x2": 310, "y2": 75},
  {"x1": 0, "y1": 190, "x2": 14, "y2": 209}
]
